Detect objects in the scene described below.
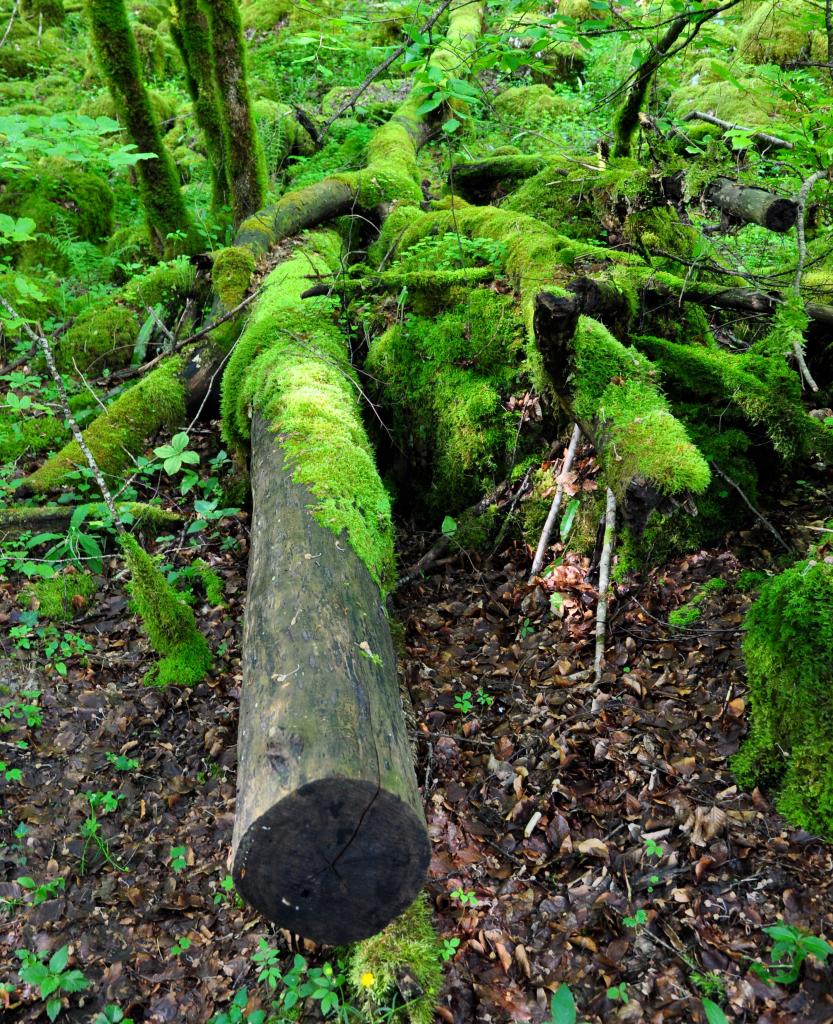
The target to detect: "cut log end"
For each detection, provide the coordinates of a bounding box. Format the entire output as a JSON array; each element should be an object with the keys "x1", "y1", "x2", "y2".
[{"x1": 233, "y1": 777, "x2": 430, "y2": 945}]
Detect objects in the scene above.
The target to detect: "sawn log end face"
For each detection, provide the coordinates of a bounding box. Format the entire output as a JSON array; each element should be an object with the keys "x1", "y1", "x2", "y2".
[{"x1": 232, "y1": 777, "x2": 431, "y2": 945}]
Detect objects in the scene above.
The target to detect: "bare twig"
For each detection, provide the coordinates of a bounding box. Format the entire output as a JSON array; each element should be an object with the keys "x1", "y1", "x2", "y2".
[
  {"x1": 0, "y1": 0, "x2": 19, "y2": 47},
  {"x1": 529, "y1": 423, "x2": 580, "y2": 580},
  {"x1": 594, "y1": 488, "x2": 617, "y2": 684},
  {"x1": 146, "y1": 304, "x2": 176, "y2": 350},
  {"x1": 681, "y1": 110, "x2": 794, "y2": 151},
  {"x1": 791, "y1": 168, "x2": 827, "y2": 392},
  {"x1": 317, "y1": 0, "x2": 455, "y2": 138},
  {"x1": 111, "y1": 287, "x2": 261, "y2": 382},
  {"x1": 710, "y1": 461, "x2": 793, "y2": 553},
  {"x1": 0, "y1": 296, "x2": 122, "y2": 528}
]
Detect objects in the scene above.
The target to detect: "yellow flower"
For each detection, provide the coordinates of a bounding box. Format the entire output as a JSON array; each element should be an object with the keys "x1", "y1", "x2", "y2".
[{"x1": 360, "y1": 971, "x2": 375, "y2": 988}]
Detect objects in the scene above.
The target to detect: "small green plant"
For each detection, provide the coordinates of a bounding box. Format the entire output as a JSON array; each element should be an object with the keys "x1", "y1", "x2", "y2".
[
  {"x1": 12, "y1": 875, "x2": 65, "y2": 909},
  {"x1": 475, "y1": 687, "x2": 493, "y2": 707},
  {"x1": 169, "y1": 846, "x2": 188, "y2": 873},
  {"x1": 171, "y1": 935, "x2": 192, "y2": 957},
  {"x1": 153, "y1": 432, "x2": 200, "y2": 477},
  {"x1": 607, "y1": 982, "x2": 628, "y2": 1004},
  {"x1": 93, "y1": 1006, "x2": 135, "y2": 1024},
  {"x1": 80, "y1": 791, "x2": 126, "y2": 874},
  {"x1": 453, "y1": 690, "x2": 473, "y2": 714},
  {"x1": 0, "y1": 759, "x2": 22, "y2": 782},
  {"x1": 106, "y1": 752, "x2": 140, "y2": 773},
  {"x1": 702, "y1": 999, "x2": 730, "y2": 1024},
  {"x1": 214, "y1": 873, "x2": 243, "y2": 907},
  {"x1": 689, "y1": 968, "x2": 726, "y2": 1003},
  {"x1": 644, "y1": 837, "x2": 664, "y2": 858},
  {"x1": 450, "y1": 887, "x2": 478, "y2": 907},
  {"x1": 547, "y1": 985, "x2": 588, "y2": 1024},
  {"x1": 623, "y1": 908, "x2": 648, "y2": 930},
  {"x1": 519, "y1": 617, "x2": 534, "y2": 639},
  {"x1": 15, "y1": 944, "x2": 89, "y2": 1021},
  {"x1": 750, "y1": 922, "x2": 832, "y2": 986},
  {"x1": 440, "y1": 937, "x2": 460, "y2": 961},
  {"x1": 209, "y1": 987, "x2": 266, "y2": 1024}
]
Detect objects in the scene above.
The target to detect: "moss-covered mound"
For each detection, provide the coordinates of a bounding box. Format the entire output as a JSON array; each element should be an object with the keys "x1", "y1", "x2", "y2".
[
  {"x1": 739, "y1": 0, "x2": 825, "y2": 65},
  {"x1": 734, "y1": 560, "x2": 833, "y2": 838},
  {"x1": 121, "y1": 533, "x2": 212, "y2": 688},
  {"x1": 347, "y1": 895, "x2": 441, "y2": 1024},
  {"x1": 366, "y1": 288, "x2": 529, "y2": 511},
  {"x1": 21, "y1": 571, "x2": 97, "y2": 621},
  {"x1": 57, "y1": 305, "x2": 138, "y2": 372}
]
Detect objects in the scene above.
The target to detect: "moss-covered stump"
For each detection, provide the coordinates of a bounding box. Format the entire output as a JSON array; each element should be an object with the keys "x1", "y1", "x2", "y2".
[
  {"x1": 212, "y1": 245, "x2": 255, "y2": 310},
  {"x1": 121, "y1": 533, "x2": 212, "y2": 688},
  {"x1": 20, "y1": 571, "x2": 97, "y2": 621},
  {"x1": 734, "y1": 560, "x2": 833, "y2": 838}
]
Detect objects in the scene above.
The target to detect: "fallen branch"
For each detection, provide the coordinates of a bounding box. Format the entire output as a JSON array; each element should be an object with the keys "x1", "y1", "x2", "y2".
[
  {"x1": 594, "y1": 487, "x2": 617, "y2": 684},
  {"x1": 111, "y1": 287, "x2": 260, "y2": 382},
  {"x1": 682, "y1": 110, "x2": 794, "y2": 150},
  {"x1": 709, "y1": 462, "x2": 793, "y2": 553},
  {"x1": 705, "y1": 177, "x2": 798, "y2": 233},
  {"x1": 529, "y1": 423, "x2": 581, "y2": 580},
  {"x1": 317, "y1": 0, "x2": 454, "y2": 138}
]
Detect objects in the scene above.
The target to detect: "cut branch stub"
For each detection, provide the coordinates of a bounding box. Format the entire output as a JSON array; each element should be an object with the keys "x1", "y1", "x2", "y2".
[
  {"x1": 705, "y1": 177, "x2": 798, "y2": 233},
  {"x1": 231, "y1": 414, "x2": 429, "y2": 944}
]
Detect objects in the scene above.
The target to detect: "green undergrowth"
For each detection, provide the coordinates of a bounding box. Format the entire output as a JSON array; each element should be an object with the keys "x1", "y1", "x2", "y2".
[
  {"x1": 120, "y1": 532, "x2": 212, "y2": 688},
  {"x1": 734, "y1": 560, "x2": 833, "y2": 838},
  {"x1": 20, "y1": 570, "x2": 98, "y2": 621},
  {"x1": 668, "y1": 577, "x2": 727, "y2": 631},
  {"x1": 346, "y1": 894, "x2": 442, "y2": 1024},
  {"x1": 23, "y1": 357, "x2": 186, "y2": 494},
  {"x1": 365, "y1": 288, "x2": 530, "y2": 512},
  {"x1": 212, "y1": 245, "x2": 256, "y2": 309},
  {"x1": 221, "y1": 230, "x2": 395, "y2": 590}
]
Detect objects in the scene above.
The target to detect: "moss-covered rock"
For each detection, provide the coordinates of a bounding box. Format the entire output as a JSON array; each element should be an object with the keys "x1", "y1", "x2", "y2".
[
  {"x1": 212, "y1": 245, "x2": 255, "y2": 309},
  {"x1": 0, "y1": 28, "x2": 64, "y2": 79},
  {"x1": 493, "y1": 84, "x2": 573, "y2": 123},
  {"x1": 121, "y1": 532, "x2": 212, "y2": 687},
  {"x1": 347, "y1": 895, "x2": 441, "y2": 1024},
  {"x1": 0, "y1": 411, "x2": 69, "y2": 464},
  {"x1": 20, "y1": 0, "x2": 65, "y2": 26},
  {"x1": 739, "y1": 0, "x2": 824, "y2": 65},
  {"x1": 121, "y1": 255, "x2": 195, "y2": 307},
  {"x1": 57, "y1": 304, "x2": 138, "y2": 372},
  {"x1": 734, "y1": 560, "x2": 833, "y2": 837}
]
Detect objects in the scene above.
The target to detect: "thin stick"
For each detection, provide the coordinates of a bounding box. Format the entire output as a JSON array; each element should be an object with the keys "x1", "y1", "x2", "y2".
[
  {"x1": 111, "y1": 287, "x2": 260, "y2": 382},
  {"x1": 791, "y1": 167, "x2": 826, "y2": 392},
  {"x1": 529, "y1": 423, "x2": 580, "y2": 581},
  {"x1": 682, "y1": 110, "x2": 793, "y2": 151},
  {"x1": 594, "y1": 488, "x2": 617, "y2": 684},
  {"x1": 317, "y1": 0, "x2": 455, "y2": 138},
  {"x1": 710, "y1": 462, "x2": 793, "y2": 553},
  {"x1": 0, "y1": 296, "x2": 123, "y2": 529},
  {"x1": 0, "y1": 0, "x2": 19, "y2": 47}
]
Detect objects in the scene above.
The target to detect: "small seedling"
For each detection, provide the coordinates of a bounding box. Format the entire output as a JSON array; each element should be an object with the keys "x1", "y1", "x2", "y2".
[
  {"x1": 450, "y1": 888, "x2": 478, "y2": 907},
  {"x1": 453, "y1": 691, "x2": 473, "y2": 714},
  {"x1": 475, "y1": 686, "x2": 493, "y2": 707},
  {"x1": 440, "y1": 937, "x2": 460, "y2": 961},
  {"x1": 15, "y1": 944, "x2": 89, "y2": 1021},
  {"x1": 519, "y1": 617, "x2": 534, "y2": 639},
  {"x1": 607, "y1": 982, "x2": 628, "y2": 1004},
  {"x1": 644, "y1": 837, "x2": 664, "y2": 858},
  {"x1": 80, "y1": 791, "x2": 126, "y2": 874},
  {"x1": 93, "y1": 1006, "x2": 134, "y2": 1024},
  {"x1": 106, "y1": 752, "x2": 139, "y2": 773},
  {"x1": 209, "y1": 987, "x2": 266, "y2": 1024},
  {"x1": 750, "y1": 922, "x2": 832, "y2": 986},
  {"x1": 171, "y1": 936, "x2": 191, "y2": 957},
  {"x1": 623, "y1": 908, "x2": 648, "y2": 930},
  {"x1": 214, "y1": 873, "x2": 243, "y2": 907},
  {"x1": 169, "y1": 846, "x2": 188, "y2": 873}
]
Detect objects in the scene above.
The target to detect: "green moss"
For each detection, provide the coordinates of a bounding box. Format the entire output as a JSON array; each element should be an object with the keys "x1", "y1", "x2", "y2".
[
  {"x1": 734, "y1": 560, "x2": 833, "y2": 837},
  {"x1": 121, "y1": 256, "x2": 195, "y2": 307},
  {"x1": 366, "y1": 289, "x2": 527, "y2": 511},
  {"x1": 120, "y1": 532, "x2": 212, "y2": 688},
  {"x1": 0, "y1": 29, "x2": 63, "y2": 79},
  {"x1": 493, "y1": 84, "x2": 573, "y2": 122},
  {"x1": 347, "y1": 895, "x2": 441, "y2": 1024},
  {"x1": 739, "y1": 0, "x2": 824, "y2": 65},
  {"x1": 212, "y1": 246, "x2": 256, "y2": 309},
  {"x1": 221, "y1": 231, "x2": 395, "y2": 590},
  {"x1": 57, "y1": 304, "x2": 138, "y2": 372},
  {"x1": 21, "y1": 571, "x2": 97, "y2": 621},
  {"x1": 180, "y1": 558, "x2": 226, "y2": 606},
  {"x1": 20, "y1": 0, "x2": 65, "y2": 26},
  {"x1": 0, "y1": 413, "x2": 68, "y2": 464},
  {"x1": 521, "y1": 468, "x2": 555, "y2": 546},
  {"x1": 85, "y1": 0, "x2": 196, "y2": 256},
  {"x1": 668, "y1": 577, "x2": 727, "y2": 631},
  {"x1": 454, "y1": 504, "x2": 499, "y2": 551},
  {"x1": 23, "y1": 356, "x2": 186, "y2": 494}
]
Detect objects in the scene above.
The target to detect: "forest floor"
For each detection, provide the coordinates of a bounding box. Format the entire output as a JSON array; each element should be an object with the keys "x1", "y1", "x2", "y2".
[{"x1": 1, "y1": 426, "x2": 832, "y2": 1023}]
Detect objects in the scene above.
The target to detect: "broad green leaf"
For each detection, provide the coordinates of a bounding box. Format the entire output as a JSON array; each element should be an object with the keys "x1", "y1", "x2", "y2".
[
  {"x1": 550, "y1": 985, "x2": 577, "y2": 1024},
  {"x1": 703, "y1": 999, "x2": 729, "y2": 1024}
]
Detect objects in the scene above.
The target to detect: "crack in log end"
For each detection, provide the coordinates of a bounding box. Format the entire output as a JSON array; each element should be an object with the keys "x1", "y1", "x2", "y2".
[{"x1": 232, "y1": 778, "x2": 430, "y2": 945}]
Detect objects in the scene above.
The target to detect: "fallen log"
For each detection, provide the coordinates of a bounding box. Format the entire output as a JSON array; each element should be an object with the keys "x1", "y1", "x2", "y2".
[
  {"x1": 232, "y1": 414, "x2": 429, "y2": 944},
  {"x1": 705, "y1": 176, "x2": 798, "y2": 232}
]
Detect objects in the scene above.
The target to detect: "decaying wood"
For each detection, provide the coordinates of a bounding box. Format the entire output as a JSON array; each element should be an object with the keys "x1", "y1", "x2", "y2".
[
  {"x1": 593, "y1": 487, "x2": 617, "y2": 684},
  {"x1": 231, "y1": 414, "x2": 430, "y2": 944},
  {"x1": 705, "y1": 177, "x2": 798, "y2": 233},
  {"x1": 682, "y1": 110, "x2": 794, "y2": 150},
  {"x1": 529, "y1": 423, "x2": 581, "y2": 581}
]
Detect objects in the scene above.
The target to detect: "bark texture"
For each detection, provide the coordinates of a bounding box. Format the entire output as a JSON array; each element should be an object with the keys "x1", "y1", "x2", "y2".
[
  {"x1": 705, "y1": 177, "x2": 798, "y2": 232},
  {"x1": 231, "y1": 414, "x2": 429, "y2": 943}
]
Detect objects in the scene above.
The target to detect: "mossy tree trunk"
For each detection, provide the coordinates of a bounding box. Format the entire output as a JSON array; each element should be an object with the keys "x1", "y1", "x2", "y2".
[
  {"x1": 171, "y1": 0, "x2": 231, "y2": 212},
  {"x1": 203, "y1": 0, "x2": 266, "y2": 225},
  {"x1": 85, "y1": 0, "x2": 197, "y2": 257}
]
